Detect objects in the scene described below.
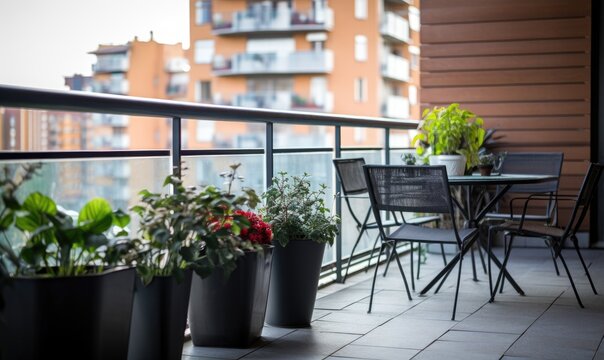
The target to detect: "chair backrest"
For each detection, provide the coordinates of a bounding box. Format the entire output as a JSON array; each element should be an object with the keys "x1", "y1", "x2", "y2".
[
  {"x1": 364, "y1": 165, "x2": 455, "y2": 215},
  {"x1": 333, "y1": 158, "x2": 368, "y2": 195},
  {"x1": 564, "y1": 163, "x2": 604, "y2": 237},
  {"x1": 500, "y1": 152, "x2": 564, "y2": 193}
]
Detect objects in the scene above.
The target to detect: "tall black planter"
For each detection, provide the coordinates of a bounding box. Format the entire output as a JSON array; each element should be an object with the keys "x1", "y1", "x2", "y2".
[
  {"x1": 128, "y1": 270, "x2": 192, "y2": 360},
  {"x1": 188, "y1": 246, "x2": 273, "y2": 347},
  {"x1": 0, "y1": 267, "x2": 136, "y2": 360},
  {"x1": 266, "y1": 240, "x2": 325, "y2": 327}
]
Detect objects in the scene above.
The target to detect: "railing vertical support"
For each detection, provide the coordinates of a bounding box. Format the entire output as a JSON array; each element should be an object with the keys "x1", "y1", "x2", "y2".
[
  {"x1": 334, "y1": 125, "x2": 343, "y2": 283},
  {"x1": 384, "y1": 128, "x2": 391, "y2": 165},
  {"x1": 171, "y1": 116, "x2": 182, "y2": 178},
  {"x1": 265, "y1": 122, "x2": 274, "y2": 188}
]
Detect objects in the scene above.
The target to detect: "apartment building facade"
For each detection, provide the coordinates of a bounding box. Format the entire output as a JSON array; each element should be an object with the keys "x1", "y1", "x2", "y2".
[{"x1": 188, "y1": 0, "x2": 420, "y2": 148}]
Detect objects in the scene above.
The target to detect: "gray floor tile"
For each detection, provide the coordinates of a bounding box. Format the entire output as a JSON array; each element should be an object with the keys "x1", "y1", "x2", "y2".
[{"x1": 332, "y1": 344, "x2": 418, "y2": 360}]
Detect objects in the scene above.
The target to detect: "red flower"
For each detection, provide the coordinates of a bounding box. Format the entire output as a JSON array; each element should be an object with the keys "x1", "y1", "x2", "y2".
[{"x1": 234, "y1": 210, "x2": 273, "y2": 245}]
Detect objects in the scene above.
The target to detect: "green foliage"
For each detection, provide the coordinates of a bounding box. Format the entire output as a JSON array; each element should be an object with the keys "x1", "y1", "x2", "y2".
[
  {"x1": 132, "y1": 164, "x2": 262, "y2": 284},
  {"x1": 0, "y1": 163, "x2": 130, "y2": 277},
  {"x1": 478, "y1": 153, "x2": 496, "y2": 166},
  {"x1": 401, "y1": 153, "x2": 417, "y2": 165},
  {"x1": 261, "y1": 172, "x2": 339, "y2": 247},
  {"x1": 413, "y1": 103, "x2": 485, "y2": 170}
]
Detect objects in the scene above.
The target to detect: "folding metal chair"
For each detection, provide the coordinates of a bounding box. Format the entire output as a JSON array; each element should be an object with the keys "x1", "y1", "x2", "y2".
[
  {"x1": 364, "y1": 165, "x2": 479, "y2": 320},
  {"x1": 333, "y1": 158, "x2": 441, "y2": 286},
  {"x1": 487, "y1": 163, "x2": 603, "y2": 307}
]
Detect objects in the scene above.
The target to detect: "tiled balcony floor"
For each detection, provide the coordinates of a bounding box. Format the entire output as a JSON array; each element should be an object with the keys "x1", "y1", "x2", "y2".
[{"x1": 183, "y1": 247, "x2": 604, "y2": 360}]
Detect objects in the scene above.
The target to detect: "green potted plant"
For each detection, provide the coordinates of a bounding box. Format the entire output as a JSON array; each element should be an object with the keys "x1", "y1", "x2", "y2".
[
  {"x1": 477, "y1": 153, "x2": 496, "y2": 176},
  {"x1": 187, "y1": 164, "x2": 274, "y2": 348},
  {"x1": 0, "y1": 163, "x2": 135, "y2": 360},
  {"x1": 127, "y1": 168, "x2": 214, "y2": 360},
  {"x1": 262, "y1": 172, "x2": 339, "y2": 327},
  {"x1": 413, "y1": 103, "x2": 486, "y2": 175},
  {"x1": 402, "y1": 153, "x2": 417, "y2": 165}
]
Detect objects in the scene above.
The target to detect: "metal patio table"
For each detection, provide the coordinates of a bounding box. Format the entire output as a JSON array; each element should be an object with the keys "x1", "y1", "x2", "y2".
[{"x1": 419, "y1": 173, "x2": 559, "y2": 296}]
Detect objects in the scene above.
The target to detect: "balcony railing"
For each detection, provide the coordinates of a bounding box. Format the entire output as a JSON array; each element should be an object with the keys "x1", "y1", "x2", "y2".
[
  {"x1": 213, "y1": 50, "x2": 334, "y2": 76},
  {"x1": 92, "y1": 57, "x2": 129, "y2": 73},
  {"x1": 212, "y1": 6, "x2": 333, "y2": 35},
  {"x1": 381, "y1": 12, "x2": 410, "y2": 43},
  {"x1": 232, "y1": 92, "x2": 333, "y2": 112},
  {"x1": 0, "y1": 84, "x2": 417, "y2": 284},
  {"x1": 382, "y1": 54, "x2": 410, "y2": 82}
]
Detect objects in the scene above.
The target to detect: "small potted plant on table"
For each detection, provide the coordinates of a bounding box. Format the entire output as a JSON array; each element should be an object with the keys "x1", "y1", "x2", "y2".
[
  {"x1": 262, "y1": 172, "x2": 339, "y2": 327},
  {"x1": 413, "y1": 103, "x2": 486, "y2": 176},
  {"x1": 0, "y1": 164, "x2": 135, "y2": 360},
  {"x1": 477, "y1": 153, "x2": 497, "y2": 176}
]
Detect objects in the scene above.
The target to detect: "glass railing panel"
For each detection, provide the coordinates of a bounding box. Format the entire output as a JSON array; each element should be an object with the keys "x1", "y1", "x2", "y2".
[
  {"x1": 0, "y1": 157, "x2": 171, "y2": 242},
  {"x1": 181, "y1": 154, "x2": 264, "y2": 195},
  {"x1": 274, "y1": 151, "x2": 335, "y2": 265}
]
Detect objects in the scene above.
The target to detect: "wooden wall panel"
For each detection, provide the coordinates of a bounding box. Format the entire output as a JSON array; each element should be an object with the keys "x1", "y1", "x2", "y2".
[{"x1": 420, "y1": 0, "x2": 591, "y2": 230}]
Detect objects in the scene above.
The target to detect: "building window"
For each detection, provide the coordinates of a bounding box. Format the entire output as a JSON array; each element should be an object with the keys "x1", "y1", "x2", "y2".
[
  {"x1": 355, "y1": 0, "x2": 367, "y2": 19},
  {"x1": 409, "y1": 85, "x2": 418, "y2": 105},
  {"x1": 195, "y1": 81, "x2": 212, "y2": 103},
  {"x1": 409, "y1": 7, "x2": 420, "y2": 32},
  {"x1": 355, "y1": 35, "x2": 368, "y2": 62},
  {"x1": 410, "y1": 46, "x2": 420, "y2": 70},
  {"x1": 354, "y1": 78, "x2": 367, "y2": 103},
  {"x1": 195, "y1": 40, "x2": 214, "y2": 64},
  {"x1": 196, "y1": 1, "x2": 212, "y2": 25}
]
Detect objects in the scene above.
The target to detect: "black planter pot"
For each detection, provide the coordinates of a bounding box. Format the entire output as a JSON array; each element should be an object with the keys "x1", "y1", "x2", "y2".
[
  {"x1": 0, "y1": 267, "x2": 136, "y2": 360},
  {"x1": 128, "y1": 269, "x2": 193, "y2": 360},
  {"x1": 266, "y1": 239, "x2": 325, "y2": 327},
  {"x1": 188, "y1": 246, "x2": 273, "y2": 348}
]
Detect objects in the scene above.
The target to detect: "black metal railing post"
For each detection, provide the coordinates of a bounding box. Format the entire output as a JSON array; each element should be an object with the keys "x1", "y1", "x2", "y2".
[
  {"x1": 265, "y1": 122, "x2": 274, "y2": 188},
  {"x1": 384, "y1": 127, "x2": 391, "y2": 165},
  {"x1": 171, "y1": 116, "x2": 182, "y2": 177},
  {"x1": 334, "y1": 125, "x2": 343, "y2": 283}
]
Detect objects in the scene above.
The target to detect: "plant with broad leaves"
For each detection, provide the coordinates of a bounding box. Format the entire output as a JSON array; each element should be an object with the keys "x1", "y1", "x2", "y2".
[
  {"x1": 261, "y1": 172, "x2": 339, "y2": 247},
  {"x1": 0, "y1": 163, "x2": 131, "y2": 278},
  {"x1": 413, "y1": 103, "x2": 486, "y2": 170},
  {"x1": 131, "y1": 164, "x2": 263, "y2": 284}
]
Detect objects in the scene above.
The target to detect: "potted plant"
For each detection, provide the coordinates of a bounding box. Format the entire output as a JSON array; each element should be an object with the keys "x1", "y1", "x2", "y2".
[
  {"x1": 402, "y1": 153, "x2": 417, "y2": 165},
  {"x1": 188, "y1": 164, "x2": 274, "y2": 348},
  {"x1": 0, "y1": 163, "x2": 135, "y2": 360},
  {"x1": 262, "y1": 172, "x2": 339, "y2": 327},
  {"x1": 413, "y1": 103, "x2": 486, "y2": 176},
  {"x1": 127, "y1": 168, "x2": 213, "y2": 360},
  {"x1": 477, "y1": 153, "x2": 496, "y2": 176}
]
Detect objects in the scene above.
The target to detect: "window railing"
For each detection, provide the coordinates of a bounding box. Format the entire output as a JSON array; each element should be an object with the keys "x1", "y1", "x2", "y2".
[{"x1": 0, "y1": 84, "x2": 418, "y2": 284}]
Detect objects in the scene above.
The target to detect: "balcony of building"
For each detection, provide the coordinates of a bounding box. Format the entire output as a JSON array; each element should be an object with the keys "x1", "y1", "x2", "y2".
[
  {"x1": 381, "y1": 12, "x2": 410, "y2": 44},
  {"x1": 212, "y1": 3, "x2": 333, "y2": 36},
  {"x1": 213, "y1": 50, "x2": 334, "y2": 76},
  {"x1": 92, "y1": 54, "x2": 129, "y2": 74},
  {"x1": 231, "y1": 91, "x2": 333, "y2": 112},
  {"x1": 92, "y1": 79, "x2": 129, "y2": 95},
  {"x1": 382, "y1": 54, "x2": 410, "y2": 82},
  {"x1": 382, "y1": 95, "x2": 410, "y2": 119}
]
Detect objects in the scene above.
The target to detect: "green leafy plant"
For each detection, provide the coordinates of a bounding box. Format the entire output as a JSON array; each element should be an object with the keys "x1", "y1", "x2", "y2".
[
  {"x1": 413, "y1": 103, "x2": 486, "y2": 170},
  {"x1": 131, "y1": 164, "x2": 264, "y2": 284},
  {"x1": 402, "y1": 153, "x2": 417, "y2": 165},
  {"x1": 478, "y1": 153, "x2": 496, "y2": 166},
  {"x1": 261, "y1": 172, "x2": 339, "y2": 247},
  {"x1": 0, "y1": 163, "x2": 131, "y2": 277}
]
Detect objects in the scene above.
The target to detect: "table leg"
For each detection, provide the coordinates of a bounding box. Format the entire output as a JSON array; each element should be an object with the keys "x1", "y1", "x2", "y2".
[{"x1": 479, "y1": 237, "x2": 524, "y2": 296}]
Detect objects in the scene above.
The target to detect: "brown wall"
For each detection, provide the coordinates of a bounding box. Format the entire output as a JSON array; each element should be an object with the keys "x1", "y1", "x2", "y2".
[{"x1": 420, "y1": 0, "x2": 591, "y2": 227}]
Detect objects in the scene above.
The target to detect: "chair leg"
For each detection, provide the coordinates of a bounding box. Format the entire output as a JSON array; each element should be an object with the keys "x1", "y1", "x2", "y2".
[
  {"x1": 440, "y1": 243, "x2": 447, "y2": 265},
  {"x1": 383, "y1": 244, "x2": 395, "y2": 277},
  {"x1": 499, "y1": 234, "x2": 510, "y2": 294},
  {"x1": 368, "y1": 243, "x2": 386, "y2": 313},
  {"x1": 343, "y1": 228, "x2": 366, "y2": 283},
  {"x1": 409, "y1": 243, "x2": 415, "y2": 291},
  {"x1": 366, "y1": 233, "x2": 381, "y2": 272},
  {"x1": 470, "y1": 245, "x2": 478, "y2": 281},
  {"x1": 547, "y1": 239, "x2": 561, "y2": 276},
  {"x1": 392, "y1": 246, "x2": 413, "y2": 300},
  {"x1": 558, "y1": 251, "x2": 584, "y2": 308},
  {"x1": 487, "y1": 227, "x2": 494, "y2": 303},
  {"x1": 435, "y1": 262, "x2": 454, "y2": 294},
  {"x1": 492, "y1": 234, "x2": 515, "y2": 302},
  {"x1": 452, "y1": 250, "x2": 464, "y2": 321},
  {"x1": 416, "y1": 243, "x2": 421, "y2": 280},
  {"x1": 477, "y1": 243, "x2": 487, "y2": 274},
  {"x1": 572, "y1": 236, "x2": 598, "y2": 295}
]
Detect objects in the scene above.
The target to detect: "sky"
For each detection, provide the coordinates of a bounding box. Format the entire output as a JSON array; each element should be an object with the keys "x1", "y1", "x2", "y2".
[{"x1": 0, "y1": 0, "x2": 189, "y2": 90}]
